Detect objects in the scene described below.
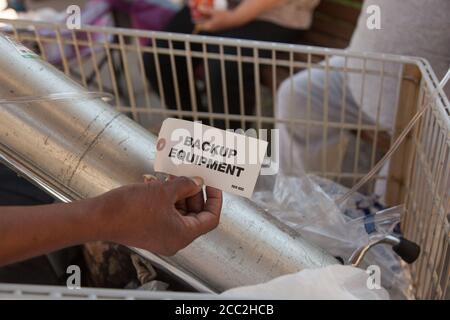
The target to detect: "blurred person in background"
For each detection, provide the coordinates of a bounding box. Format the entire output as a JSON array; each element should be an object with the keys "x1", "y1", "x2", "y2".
[
  {"x1": 276, "y1": 0, "x2": 450, "y2": 187},
  {"x1": 144, "y1": 0, "x2": 320, "y2": 128}
]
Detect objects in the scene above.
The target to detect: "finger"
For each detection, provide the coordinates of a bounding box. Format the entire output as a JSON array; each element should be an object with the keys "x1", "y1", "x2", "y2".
[
  {"x1": 198, "y1": 6, "x2": 214, "y2": 16},
  {"x1": 182, "y1": 187, "x2": 222, "y2": 236},
  {"x1": 175, "y1": 200, "x2": 188, "y2": 214},
  {"x1": 196, "y1": 23, "x2": 205, "y2": 33},
  {"x1": 183, "y1": 209, "x2": 221, "y2": 237},
  {"x1": 186, "y1": 189, "x2": 204, "y2": 213},
  {"x1": 164, "y1": 176, "x2": 203, "y2": 202},
  {"x1": 167, "y1": 175, "x2": 188, "y2": 213},
  {"x1": 204, "y1": 186, "x2": 223, "y2": 217},
  {"x1": 143, "y1": 174, "x2": 158, "y2": 183},
  {"x1": 166, "y1": 175, "x2": 176, "y2": 182},
  {"x1": 198, "y1": 21, "x2": 213, "y2": 33}
]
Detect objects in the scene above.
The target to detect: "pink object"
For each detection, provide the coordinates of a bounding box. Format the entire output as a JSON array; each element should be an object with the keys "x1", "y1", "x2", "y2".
[
  {"x1": 43, "y1": 0, "x2": 176, "y2": 64},
  {"x1": 191, "y1": 0, "x2": 214, "y2": 23},
  {"x1": 105, "y1": 0, "x2": 176, "y2": 30},
  {"x1": 42, "y1": 0, "x2": 113, "y2": 65},
  {"x1": 107, "y1": 0, "x2": 176, "y2": 45},
  {"x1": 127, "y1": 1, "x2": 176, "y2": 45}
]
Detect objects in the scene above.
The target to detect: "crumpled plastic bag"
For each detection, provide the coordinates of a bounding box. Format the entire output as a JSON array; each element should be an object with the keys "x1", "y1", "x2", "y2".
[
  {"x1": 221, "y1": 265, "x2": 389, "y2": 300},
  {"x1": 253, "y1": 173, "x2": 409, "y2": 299}
]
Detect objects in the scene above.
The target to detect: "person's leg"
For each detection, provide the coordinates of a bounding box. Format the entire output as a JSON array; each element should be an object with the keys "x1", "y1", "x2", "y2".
[
  {"x1": 204, "y1": 21, "x2": 299, "y2": 129},
  {"x1": 276, "y1": 56, "x2": 375, "y2": 187},
  {"x1": 143, "y1": 6, "x2": 197, "y2": 112}
]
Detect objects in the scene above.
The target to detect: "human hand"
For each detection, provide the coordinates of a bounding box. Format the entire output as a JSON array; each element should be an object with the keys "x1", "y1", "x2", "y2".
[
  {"x1": 93, "y1": 175, "x2": 222, "y2": 256},
  {"x1": 191, "y1": 3, "x2": 242, "y2": 33}
]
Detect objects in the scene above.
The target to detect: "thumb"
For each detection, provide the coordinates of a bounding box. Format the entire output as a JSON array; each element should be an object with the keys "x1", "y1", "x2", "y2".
[
  {"x1": 164, "y1": 176, "x2": 204, "y2": 202},
  {"x1": 198, "y1": 5, "x2": 214, "y2": 17}
]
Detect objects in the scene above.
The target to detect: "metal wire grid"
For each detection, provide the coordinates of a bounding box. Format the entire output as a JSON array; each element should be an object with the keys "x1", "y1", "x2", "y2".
[
  {"x1": 402, "y1": 81, "x2": 450, "y2": 299},
  {"x1": 0, "y1": 19, "x2": 448, "y2": 299},
  {"x1": 0, "y1": 19, "x2": 409, "y2": 185}
]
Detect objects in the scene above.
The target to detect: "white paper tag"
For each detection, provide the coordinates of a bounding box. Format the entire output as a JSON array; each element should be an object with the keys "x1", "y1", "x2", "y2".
[{"x1": 154, "y1": 118, "x2": 268, "y2": 198}]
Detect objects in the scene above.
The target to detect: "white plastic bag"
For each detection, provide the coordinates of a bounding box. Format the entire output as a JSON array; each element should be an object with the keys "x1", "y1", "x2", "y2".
[
  {"x1": 253, "y1": 173, "x2": 409, "y2": 299},
  {"x1": 221, "y1": 265, "x2": 389, "y2": 300}
]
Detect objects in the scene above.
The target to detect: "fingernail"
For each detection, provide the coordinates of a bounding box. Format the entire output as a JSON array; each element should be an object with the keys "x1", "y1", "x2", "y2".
[
  {"x1": 143, "y1": 174, "x2": 157, "y2": 183},
  {"x1": 190, "y1": 176, "x2": 204, "y2": 186}
]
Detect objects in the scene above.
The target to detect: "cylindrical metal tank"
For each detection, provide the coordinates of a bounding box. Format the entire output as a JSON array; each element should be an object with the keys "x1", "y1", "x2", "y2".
[{"x1": 0, "y1": 35, "x2": 337, "y2": 292}]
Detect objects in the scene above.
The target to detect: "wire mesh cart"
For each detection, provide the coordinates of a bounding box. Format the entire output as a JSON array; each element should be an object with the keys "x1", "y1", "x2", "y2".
[{"x1": 0, "y1": 19, "x2": 448, "y2": 300}]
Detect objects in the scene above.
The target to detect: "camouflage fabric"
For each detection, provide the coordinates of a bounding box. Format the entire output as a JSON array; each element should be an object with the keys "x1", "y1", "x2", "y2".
[
  {"x1": 83, "y1": 242, "x2": 163, "y2": 289},
  {"x1": 83, "y1": 242, "x2": 138, "y2": 288}
]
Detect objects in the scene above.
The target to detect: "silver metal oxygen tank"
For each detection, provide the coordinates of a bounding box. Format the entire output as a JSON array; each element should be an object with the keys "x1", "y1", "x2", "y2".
[{"x1": 0, "y1": 34, "x2": 338, "y2": 292}]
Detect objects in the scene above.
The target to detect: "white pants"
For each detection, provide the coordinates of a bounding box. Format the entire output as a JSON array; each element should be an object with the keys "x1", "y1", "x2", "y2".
[{"x1": 276, "y1": 56, "x2": 381, "y2": 189}]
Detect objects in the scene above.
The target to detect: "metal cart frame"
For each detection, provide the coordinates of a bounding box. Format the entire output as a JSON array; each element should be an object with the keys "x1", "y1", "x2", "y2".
[{"x1": 0, "y1": 19, "x2": 448, "y2": 299}]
